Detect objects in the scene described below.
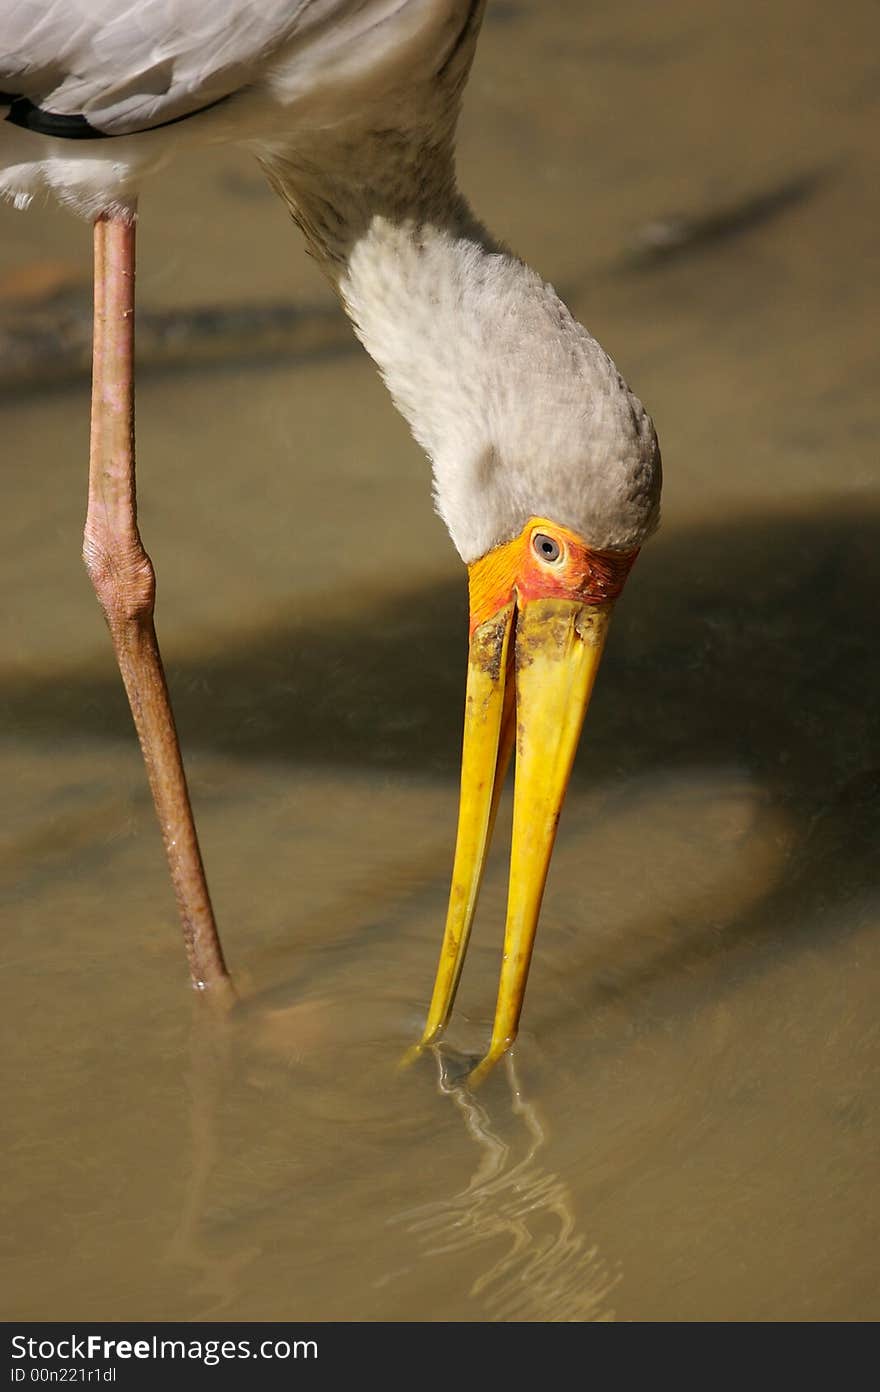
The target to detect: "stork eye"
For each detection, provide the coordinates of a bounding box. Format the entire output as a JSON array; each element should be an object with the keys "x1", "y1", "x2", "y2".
[{"x1": 533, "y1": 532, "x2": 561, "y2": 563}]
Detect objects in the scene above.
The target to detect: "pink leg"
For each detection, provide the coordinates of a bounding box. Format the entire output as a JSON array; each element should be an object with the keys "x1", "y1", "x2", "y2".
[{"x1": 83, "y1": 209, "x2": 231, "y2": 994}]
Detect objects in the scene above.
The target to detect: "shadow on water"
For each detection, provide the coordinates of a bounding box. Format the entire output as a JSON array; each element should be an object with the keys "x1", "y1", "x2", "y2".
[{"x1": 3, "y1": 501, "x2": 879, "y2": 1012}]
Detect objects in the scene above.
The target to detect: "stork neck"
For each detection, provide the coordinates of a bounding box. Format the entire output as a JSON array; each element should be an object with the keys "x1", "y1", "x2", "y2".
[
  {"x1": 260, "y1": 111, "x2": 659, "y2": 566},
  {"x1": 263, "y1": 126, "x2": 486, "y2": 267},
  {"x1": 340, "y1": 207, "x2": 512, "y2": 471},
  {"x1": 264, "y1": 136, "x2": 509, "y2": 460}
]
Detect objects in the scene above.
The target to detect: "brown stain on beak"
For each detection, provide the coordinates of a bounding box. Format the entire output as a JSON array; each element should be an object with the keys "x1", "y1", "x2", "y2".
[{"x1": 469, "y1": 604, "x2": 514, "y2": 684}]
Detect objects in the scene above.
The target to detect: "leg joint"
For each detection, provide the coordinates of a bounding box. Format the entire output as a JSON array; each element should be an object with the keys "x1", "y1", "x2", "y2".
[{"x1": 83, "y1": 530, "x2": 156, "y2": 626}]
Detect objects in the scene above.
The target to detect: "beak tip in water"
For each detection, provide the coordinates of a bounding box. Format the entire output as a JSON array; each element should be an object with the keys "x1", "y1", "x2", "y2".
[{"x1": 416, "y1": 518, "x2": 635, "y2": 1076}]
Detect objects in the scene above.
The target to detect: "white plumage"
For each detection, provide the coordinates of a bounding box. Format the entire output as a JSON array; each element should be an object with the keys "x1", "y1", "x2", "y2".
[{"x1": 341, "y1": 221, "x2": 660, "y2": 560}]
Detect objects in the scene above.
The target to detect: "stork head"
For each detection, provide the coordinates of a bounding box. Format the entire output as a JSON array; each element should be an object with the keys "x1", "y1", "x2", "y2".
[
  {"x1": 411, "y1": 252, "x2": 662, "y2": 1076},
  {"x1": 344, "y1": 222, "x2": 660, "y2": 1073}
]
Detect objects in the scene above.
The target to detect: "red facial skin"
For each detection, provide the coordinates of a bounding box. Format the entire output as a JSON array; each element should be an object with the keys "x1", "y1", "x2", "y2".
[{"x1": 467, "y1": 517, "x2": 639, "y2": 636}]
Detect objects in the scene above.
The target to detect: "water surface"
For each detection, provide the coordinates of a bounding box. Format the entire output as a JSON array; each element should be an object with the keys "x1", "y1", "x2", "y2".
[{"x1": 2, "y1": 0, "x2": 878, "y2": 1321}]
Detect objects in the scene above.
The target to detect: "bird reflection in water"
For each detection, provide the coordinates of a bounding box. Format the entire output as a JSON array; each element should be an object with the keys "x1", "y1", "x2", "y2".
[
  {"x1": 391, "y1": 1048, "x2": 620, "y2": 1321},
  {"x1": 165, "y1": 1004, "x2": 261, "y2": 1314}
]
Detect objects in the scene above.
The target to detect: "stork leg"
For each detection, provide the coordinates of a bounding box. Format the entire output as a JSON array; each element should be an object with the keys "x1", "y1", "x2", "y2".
[{"x1": 82, "y1": 209, "x2": 230, "y2": 994}]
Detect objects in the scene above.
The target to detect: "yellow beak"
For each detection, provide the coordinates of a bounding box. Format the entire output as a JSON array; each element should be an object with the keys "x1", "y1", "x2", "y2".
[{"x1": 419, "y1": 594, "x2": 612, "y2": 1078}]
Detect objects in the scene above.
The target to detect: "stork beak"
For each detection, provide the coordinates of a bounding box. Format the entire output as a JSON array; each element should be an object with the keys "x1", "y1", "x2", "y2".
[{"x1": 419, "y1": 588, "x2": 612, "y2": 1079}]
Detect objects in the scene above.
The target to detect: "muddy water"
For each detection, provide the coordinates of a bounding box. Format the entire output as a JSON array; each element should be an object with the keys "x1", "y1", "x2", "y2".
[{"x1": 2, "y1": 0, "x2": 878, "y2": 1321}]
